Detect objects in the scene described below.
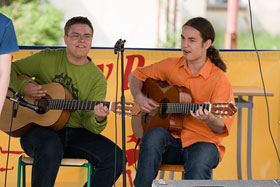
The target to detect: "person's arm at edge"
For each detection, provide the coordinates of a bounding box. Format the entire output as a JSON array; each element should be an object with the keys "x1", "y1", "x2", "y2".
[{"x1": 0, "y1": 54, "x2": 11, "y2": 116}]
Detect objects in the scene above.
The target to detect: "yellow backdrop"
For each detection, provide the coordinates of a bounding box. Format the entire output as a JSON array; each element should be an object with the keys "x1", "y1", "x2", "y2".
[{"x1": 0, "y1": 47, "x2": 279, "y2": 186}]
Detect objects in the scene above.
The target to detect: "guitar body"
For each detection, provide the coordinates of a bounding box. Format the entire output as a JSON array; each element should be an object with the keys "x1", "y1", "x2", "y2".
[
  {"x1": 0, "y1": 82, "x2": 72, "y2": 137},
  {"x1": 131, "y1": 79, "x2": 237, "y2": 139},
  {"x1": 132, "y1": 79, "x2": 184, "y2": 139}
]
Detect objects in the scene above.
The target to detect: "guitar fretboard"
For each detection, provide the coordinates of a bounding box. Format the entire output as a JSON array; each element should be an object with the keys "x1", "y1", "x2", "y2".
[
  {"x1": 38, "y1": 99, "x2": 111, "y2": 111},
  {"x1": 161, "y1": 103, "x2": 211, "y2": 114}
]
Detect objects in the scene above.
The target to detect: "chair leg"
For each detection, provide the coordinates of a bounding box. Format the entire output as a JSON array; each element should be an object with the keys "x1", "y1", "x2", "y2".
[
  {"x1": 87, "y1": 163, "x2": 92, "y2": 187},
  {"x1": 169, "y1": 171, "x2": 174, "y2": 180},
  {"x1": 22, "y1": 162, "x2": 26, "y2": 187},
  {"x1": 159, "y1": 170, "x2": 165, "y2": 179},
  {"x1": 17, "y1": 155, "x2": 22, "y2": 187}
]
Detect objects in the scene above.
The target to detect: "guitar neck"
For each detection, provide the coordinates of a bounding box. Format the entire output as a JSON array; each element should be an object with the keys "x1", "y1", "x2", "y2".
[
  {"x1": 162, "y1": 103, "x2": 211, "y2": 114},
  {"x1": 38, "y1": 99, "x2": 112, "y2": 111}
]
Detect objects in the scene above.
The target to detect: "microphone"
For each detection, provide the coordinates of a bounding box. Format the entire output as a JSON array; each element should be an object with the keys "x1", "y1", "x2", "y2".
[
  {"x1": 17, "y1": 99, "x2": 46, "y2": 114},
  {"x1": 114, "y1": 39, "x2": 126, "y2": 54},
  {"x1": 7, "y1": 88, "x2": 46, "y2": 114}
]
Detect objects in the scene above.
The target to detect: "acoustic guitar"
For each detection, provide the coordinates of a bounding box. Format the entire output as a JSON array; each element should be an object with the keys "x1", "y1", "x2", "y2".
[
  {"x1": 0, "y1": 77, "x2": 140, "y2": 137},
  {"x1": 132, "y1": 78, "x2": 237, "y2": 139}
]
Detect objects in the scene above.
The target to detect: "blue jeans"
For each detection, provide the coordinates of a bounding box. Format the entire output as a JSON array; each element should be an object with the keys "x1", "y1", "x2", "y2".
[
  {"x1": 20, "y1": 126, "x2": 123, "y2": 187},
  {"x1": 134, "y1": 127, "x2": 220, "y2": 187}
]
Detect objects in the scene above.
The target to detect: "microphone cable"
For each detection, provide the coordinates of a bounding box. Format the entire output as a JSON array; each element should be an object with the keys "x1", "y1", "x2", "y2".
[
  {"x1": 248, "y1": 0, "x2": 280, "y2": 163},
  {"x1": 4, "y1": 100, "x2": 15, "y2": 187},
  {"x1": 113, "y1": 50, "x2": 120, "y2": 187}
]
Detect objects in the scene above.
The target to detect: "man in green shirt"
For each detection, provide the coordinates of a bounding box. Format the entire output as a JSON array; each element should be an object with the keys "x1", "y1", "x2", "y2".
[{"x1": 10, "y1": 16, "x2": 122, "y2": 187}]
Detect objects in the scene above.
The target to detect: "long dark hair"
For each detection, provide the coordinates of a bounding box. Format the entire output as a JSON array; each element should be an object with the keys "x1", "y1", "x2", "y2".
[{"x1": 183, "y1": 17, "x2": 226, "y2": 72}]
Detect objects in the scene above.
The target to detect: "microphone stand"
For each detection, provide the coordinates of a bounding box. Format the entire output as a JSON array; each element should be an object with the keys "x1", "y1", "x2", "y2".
[{"x1": 114, "y1": 39, "x2": 127, "y2": 187}]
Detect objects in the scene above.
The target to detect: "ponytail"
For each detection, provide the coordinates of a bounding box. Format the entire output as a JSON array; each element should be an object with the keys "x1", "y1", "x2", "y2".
[{"x1": 207, "y1": 46, "x2": 226, "y2": 72}]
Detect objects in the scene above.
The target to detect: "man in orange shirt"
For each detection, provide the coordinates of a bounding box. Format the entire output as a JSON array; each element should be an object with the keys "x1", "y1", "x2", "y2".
[{"x1": 129, "y1": 17, "x2": 235, "y2": 187}]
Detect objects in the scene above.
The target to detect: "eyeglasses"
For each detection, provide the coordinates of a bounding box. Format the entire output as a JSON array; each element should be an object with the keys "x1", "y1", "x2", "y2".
[{"x1": 69, "y1": 34, "x2": 92, "y2": 41}]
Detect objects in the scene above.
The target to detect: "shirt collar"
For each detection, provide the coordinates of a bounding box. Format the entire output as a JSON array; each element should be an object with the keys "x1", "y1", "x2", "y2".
[{"x1": 180, "y1": 57, "x2": 212, "y2": 79}]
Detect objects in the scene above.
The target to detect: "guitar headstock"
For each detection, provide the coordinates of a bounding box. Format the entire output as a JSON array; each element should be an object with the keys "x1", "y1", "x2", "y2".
[
  {"x1": 211, "y1": 102, "x2": 237, "y2": 118},
  {"x1": 111, "y1": 102, "x2": 141, "y2": 117}
]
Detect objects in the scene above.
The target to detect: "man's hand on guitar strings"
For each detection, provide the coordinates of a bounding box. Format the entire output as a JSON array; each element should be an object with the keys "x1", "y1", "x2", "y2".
[
  {"x1": 135, "y1": 93, "x2": 159, "y2": 113},
  {"x1": 23, "y1": 83, "x2": 47, "y2": 99}
]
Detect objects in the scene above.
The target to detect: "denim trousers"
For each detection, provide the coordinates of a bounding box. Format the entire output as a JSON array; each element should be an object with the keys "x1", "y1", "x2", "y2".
[
  {"x1": 133, "y1": 127, "x2": 220, "y2": 187},
  {"x1": 20, "y1": 126, "x2": 123, "y2": 187}
]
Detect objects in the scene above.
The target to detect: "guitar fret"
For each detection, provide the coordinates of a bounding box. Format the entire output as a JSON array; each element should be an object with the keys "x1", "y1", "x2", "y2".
[
  {"x1": 60, "y1": 100, "x2": 64, "y2": 110},
  {"x1": 62, "y1": 100, "x2": 66, "y2": 110},
  {"x1": 164, "y1": 103, "x2": 215, "y2": 115},
  {"x1": 70, "y1": 100, "x2": 73, "y2": 110},
  {"x1": 66, "y1": 100, "x2": 71, "y2": 110},
  {"x1": 55, "y1": 100, "x2": 59, "y2": 109},
  {"x1": 89, "y1": 101, "x2": 93, "y2": 110},
  {"x1": 74, "y1": 100, "x2": 78, "y2": 110},
  {"x1": 179, "y1": 103, "x2": 183, "y2": 113},
  {"x1": 195, "y1": 104, "x2": 199, "y2": 112}
]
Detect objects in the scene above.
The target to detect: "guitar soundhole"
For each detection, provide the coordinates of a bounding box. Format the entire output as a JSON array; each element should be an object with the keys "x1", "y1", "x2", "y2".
[
  {"x1": 159, "y1": 98, "x2": 168, "y2": 118},
  {"x1": 35, "y1": 94, "x2": 51, "y2": 112}
]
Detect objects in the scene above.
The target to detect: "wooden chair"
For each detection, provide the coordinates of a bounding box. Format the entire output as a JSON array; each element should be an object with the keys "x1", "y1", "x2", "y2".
[
  {"x1": 17, "y1": 154, "x2": 93, "y2": 187},
  {"x1": 159, "y1": 164, "x2": 185, "y2": 180}
]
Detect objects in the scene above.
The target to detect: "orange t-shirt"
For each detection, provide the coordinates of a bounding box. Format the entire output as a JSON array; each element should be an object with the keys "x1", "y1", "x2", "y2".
[{"x1": 132, "y1": 56, "x2": 235, "y2": 161}]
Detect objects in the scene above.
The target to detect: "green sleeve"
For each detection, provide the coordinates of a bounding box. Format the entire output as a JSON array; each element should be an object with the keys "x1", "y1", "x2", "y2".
[
  {"x1": 80, "y1": 70, "x2": 108, "y2": 134},
  {"x1": 10, "y1": 50, "x2": 45, "y2": 93}
]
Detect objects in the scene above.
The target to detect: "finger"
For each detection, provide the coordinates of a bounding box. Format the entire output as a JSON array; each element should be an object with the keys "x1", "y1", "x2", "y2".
[
  {"x1": 198, "y1": 108, "x2": 204, "y2": 116},
  {"x1": 142, "y1": 105, "x2": 153, "y2": 113},
  {"x1": 190, "y1": 110, "x2": 197, "y2": 118},
  {"x1": 196, "y1": 108, "x2": 200, "y2": 116},
  {"x1": 204, "y1": 109, "x2": 209, "y2": 116},
  {"x1": 148, "y1": 100, "x2": 159, "y2": 108},
  {"x1": 101, "y1": 106, "x2": 109, "y2": 115}
]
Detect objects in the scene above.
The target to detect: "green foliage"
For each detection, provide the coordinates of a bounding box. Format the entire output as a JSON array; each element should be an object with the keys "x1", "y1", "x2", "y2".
[
  {"x1": 214, "y1": 31, "x2": 280, "y2": 50},
  {"x1": 0, "y1": 0, "x2": 63, "y2": 46},
  {"x1": 159, "y1": 31, "x2": 180, "y2": 48},
  {"x1": 160, "y1": 30, "x2": 280, "y2": 50}
]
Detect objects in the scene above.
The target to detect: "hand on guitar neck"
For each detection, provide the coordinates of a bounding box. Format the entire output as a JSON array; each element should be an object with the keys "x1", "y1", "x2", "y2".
[{"x1": 94, "y1": 99, "x2": 109, "y2": 123}]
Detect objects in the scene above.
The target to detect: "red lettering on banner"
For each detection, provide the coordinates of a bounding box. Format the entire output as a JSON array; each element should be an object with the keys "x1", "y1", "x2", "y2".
[
  {"x1": 0, "y1": 146, "x2": 24, "y2": 155},
  {"x1": 124, "y1": 55, "x2": 145, "y2": 90},
  {"x1": 0, "y1": 146, "x2": 24, "y2": 172},
  {"x1": 106, "y1": 64, "x2": 113, "y2": 80},
  {"x1": 0, "y1": 166, "x2": 14, "y2": 172},
  {"x1": 97, "y1": 64, "x2": 104, "y2": 72},
  {"x1": 97, "y1": 64, "x2": 113, "y2": 80}
]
